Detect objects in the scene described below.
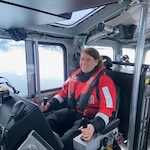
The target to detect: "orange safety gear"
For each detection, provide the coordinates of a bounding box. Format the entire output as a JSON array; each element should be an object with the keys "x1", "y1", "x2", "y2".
[{"x1": 53, "y1": 66, "x2": 116, "y2": 125}]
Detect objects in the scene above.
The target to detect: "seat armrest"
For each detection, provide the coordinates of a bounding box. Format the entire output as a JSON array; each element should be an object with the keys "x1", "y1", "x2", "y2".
[
  {"x1": 101, "y1": 118, "x2": 120, "y2": 134},
  {"x1": 73, "y1": 118, "x2": 120, "y2": 150}
]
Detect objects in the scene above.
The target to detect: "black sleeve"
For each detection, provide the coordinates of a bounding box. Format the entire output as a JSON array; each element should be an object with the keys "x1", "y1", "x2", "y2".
[
  {"x1": 88, "y1": 116, "x2": 105, "y2": 132},
  {"x1": 48, "y1": 98, "x2": 60, "y2": 110}
]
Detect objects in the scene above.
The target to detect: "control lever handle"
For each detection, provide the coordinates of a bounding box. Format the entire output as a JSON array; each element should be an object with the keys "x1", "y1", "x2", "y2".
[
  {"x1": 80, "y1": 117, "x2": 88, "y2": 128},
  {"x1": 43, "y1": 97, "x2": 48, "y2": 106}
]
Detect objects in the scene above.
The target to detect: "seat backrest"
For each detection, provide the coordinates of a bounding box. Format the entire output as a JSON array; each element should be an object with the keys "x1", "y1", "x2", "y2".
[
  {"x1": 106, "y1": 70, "x2": 133, "y2": 139},
  {"x1": 114, "y1": 83, "x2": 120, "y2": 118}
]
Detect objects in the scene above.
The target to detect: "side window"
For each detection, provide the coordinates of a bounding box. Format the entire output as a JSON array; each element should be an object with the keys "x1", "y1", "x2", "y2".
[
  {"x1": 0, "y1": 39, "x2": 27, "y2": 96},
  {"x1": 86, "y1": 46, "x2": 114, "y2": 60},
  {"x1": 96, "y1": 46, "x2": 113, "y2": 60},
  {"x1": 122, "y1": 48, "x2": 135, "y2": 63},
  {"x1": 38, "y1": 44, "x2": 64, "y2": 91},
  {"x1": 144, "y1": 50, "x2": 150, "y2": 65},
  {"x1": 123, "y1": 48, "x2": 150, "y2": 65}
]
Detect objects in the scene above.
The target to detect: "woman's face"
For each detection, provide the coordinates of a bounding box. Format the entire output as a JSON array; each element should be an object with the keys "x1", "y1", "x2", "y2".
[{"x1": 80, "y1": 52, "x2": 98, "y2": 73}]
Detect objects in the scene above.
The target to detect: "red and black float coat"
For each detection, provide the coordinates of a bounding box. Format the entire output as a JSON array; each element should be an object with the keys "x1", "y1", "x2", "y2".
[{"x1": 53, "y1": 66, "x2": 116, "y2": 126}]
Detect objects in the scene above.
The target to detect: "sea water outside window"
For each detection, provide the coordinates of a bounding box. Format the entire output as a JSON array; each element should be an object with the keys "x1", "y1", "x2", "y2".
[
  {"x1": 0, "y1": 40, "x2": 65, "y2": 96},
  {"x1": 38, "y1": 44, "x2": 64, "y2": 91},
  {"x1": 123, "y1": 48, "x2": 150, "y2": 64},
  {"x1": 145, "y1": 50, "x2": 150, "y2": 65},
  {"x1": 0, "y1": 39, "x2": 27, "y2": 96}
]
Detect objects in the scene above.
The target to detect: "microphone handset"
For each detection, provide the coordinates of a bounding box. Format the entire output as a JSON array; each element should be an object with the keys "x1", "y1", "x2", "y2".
[
  {"x1": 80, "y1": 117, "x2": 88, "y2": 128},
  {"x1": 43, "y1": 97, "x2": 48, "y2": 106}
]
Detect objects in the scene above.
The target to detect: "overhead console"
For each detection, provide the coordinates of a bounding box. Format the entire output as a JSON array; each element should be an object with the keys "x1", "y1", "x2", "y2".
[{"x1": 0, "y1": 1, "x2": 72, "y2": 30}]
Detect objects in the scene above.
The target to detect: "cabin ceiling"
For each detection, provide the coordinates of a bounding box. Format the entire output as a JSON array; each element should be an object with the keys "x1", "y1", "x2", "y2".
[
  {"x1": 1, "y1": 0, "x2": 118, "y2": 15},
  {"x1": 0, "y1": 0, "x2": 118, "y2": 29}
]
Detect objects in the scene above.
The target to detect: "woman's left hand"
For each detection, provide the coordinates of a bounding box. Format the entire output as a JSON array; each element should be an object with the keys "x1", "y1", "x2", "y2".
[{"x1": 79, "y1": 123, "x2": 95, "y2": 142}]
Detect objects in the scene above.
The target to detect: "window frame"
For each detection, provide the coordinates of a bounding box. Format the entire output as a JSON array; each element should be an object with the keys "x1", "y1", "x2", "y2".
[{"x1": 36, "y1": 42, "x2": 67, "y2": 93}]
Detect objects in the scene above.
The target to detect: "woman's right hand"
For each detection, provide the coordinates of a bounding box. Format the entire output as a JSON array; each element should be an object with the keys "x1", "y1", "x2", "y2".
[{"x1": 40, "y1": 102, "x2": 50, "y2": 112}]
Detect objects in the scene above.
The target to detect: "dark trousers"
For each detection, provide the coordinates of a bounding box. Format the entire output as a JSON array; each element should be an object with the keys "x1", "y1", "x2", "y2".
[{"x1": 45, "y1": 108, "x2": 83, "y2": 150}]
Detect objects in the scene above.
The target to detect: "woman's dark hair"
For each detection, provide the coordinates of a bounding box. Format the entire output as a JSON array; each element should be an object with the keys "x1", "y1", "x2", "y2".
[{"x1": 81, "y1": 47, "x2": 104, "y2": 66}]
